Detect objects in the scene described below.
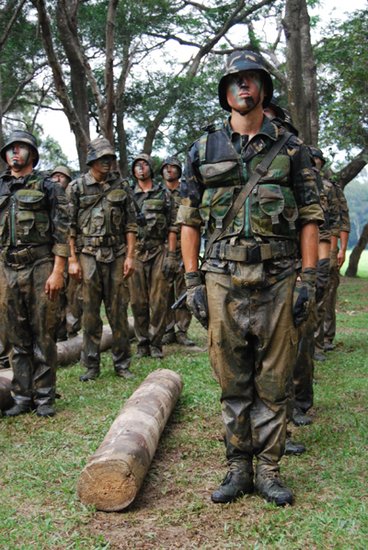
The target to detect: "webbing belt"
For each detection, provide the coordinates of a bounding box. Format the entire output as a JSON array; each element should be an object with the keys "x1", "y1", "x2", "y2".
[{"x1": 206, "y1": 240, "x2": 297, "y2": 263}]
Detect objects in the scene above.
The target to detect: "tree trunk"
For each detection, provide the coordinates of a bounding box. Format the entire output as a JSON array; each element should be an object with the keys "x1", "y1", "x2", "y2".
[
  {"x1": 77, "y1": 368, "x2": 183, "y2": 511},
  {"x1": 345, "y1": 223, "x2": 368, "y2": 277}
]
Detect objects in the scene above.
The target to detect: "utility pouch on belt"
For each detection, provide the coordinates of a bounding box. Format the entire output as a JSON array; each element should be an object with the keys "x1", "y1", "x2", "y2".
[{"x1": 230, "y1": 262, "x2": 265, "y2": 288}]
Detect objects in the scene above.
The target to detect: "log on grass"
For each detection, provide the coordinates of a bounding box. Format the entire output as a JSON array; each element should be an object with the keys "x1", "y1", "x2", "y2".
[
  {"x1": 77, "y1": 368, "x2": 183, "y2": 511},
  {"x1": 0, "y1": 370, "x2": 14, "y2": 411}
]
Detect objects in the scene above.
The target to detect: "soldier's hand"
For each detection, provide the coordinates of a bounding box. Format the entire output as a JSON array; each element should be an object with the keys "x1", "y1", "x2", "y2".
[
  {"x1": 68, "y1": 258, "x2": 82, "y2": 281},
  {"x1": 45, "y1": 271, "x2": 64, "y2": 302},
  {"x1": 292, "y1": 268, "x2": 316, "y2": 327},
  {"x1": 162, "y1": 251, "x2": 178, "y2": 281},
  {"x1": 337, "y1": 249, "x2": 346, "y2": 270},
  {"x1": 185, "y1": 271, "x2": 209, "y2": 330},
  {"x1": 123, "y1": 256, "x2": 135, "y2": 279}
]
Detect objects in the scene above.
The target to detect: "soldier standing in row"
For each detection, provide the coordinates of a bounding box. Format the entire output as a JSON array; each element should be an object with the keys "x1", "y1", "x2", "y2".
[
  {"x1": 161, "y1": 156, "x2": 194, "y2": 347},
  {"x1": 128, "y1": 154, "x2": 178, "y2": 359},
  {"x1": 68, "y1": 137, "x2": 137, "y2": 381},
  {"x1": 178, "y1": 51, "x2": 323, "y2": 505},
  {"x1": 0, "y1": 129, "x2": 70, "y2": 417}
]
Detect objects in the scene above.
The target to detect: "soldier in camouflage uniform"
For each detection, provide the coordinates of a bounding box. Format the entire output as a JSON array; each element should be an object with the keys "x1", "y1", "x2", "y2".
[
  {"x1": 160, "y1": 156, "x2": 194, "y2": 347},
  {"x1": 0, "y1": 129, "x2": 70, "y2": 417},
  {"x1": 178, "y1": 51, "x2": 323, "y2": 506},
  {"x1": 68, "y1": 137, "x2": 137, "y2": 381},
  {"x1": 128, "y1": 154, "x2": 178, "y2": 359},
  {"x1": 322, "y1": 178, "x2": 350, "y2": 352}
]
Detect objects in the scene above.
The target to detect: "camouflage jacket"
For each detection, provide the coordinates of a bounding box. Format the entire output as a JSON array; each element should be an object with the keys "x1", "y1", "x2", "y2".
[
  {"x1": 334, "y1": 181, "x2": 351, "y2": 234},
  {"x1": 165, "y1": 184, "x2": 182, "y2": 254},
  {"x1": 317, "y1": 175, "x2": 341, "y2": 242},
  {"x1": 0, "y1": 169, "x2": 70, "y2": 258},
  {"x1": 178, "y1": 116, "x2": 324, "y2": 276},
  {"x1": 68, "y1": 170, "x2": 137, "y2": 261},
  {"x1": 132, "y1": 181, "x2": 177, "y2": 260}
]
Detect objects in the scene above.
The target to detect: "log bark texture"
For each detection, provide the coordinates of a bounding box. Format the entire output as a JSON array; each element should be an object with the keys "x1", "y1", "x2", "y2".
[{"x1": 77, "y1": 368, "x2": 183, "y2": 511}]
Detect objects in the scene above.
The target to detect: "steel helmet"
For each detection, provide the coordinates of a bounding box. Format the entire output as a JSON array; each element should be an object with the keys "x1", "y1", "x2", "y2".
[
  {"x1": 218, "y1": 50, "x2": 273, "y2": 111},
  {"x1": 131, "y1": 153, "x2": 155, "y2": 178},
  {"x1": 51, "y1": 165, "x2": 72, "y2": 181},
  {"x1": 86, "y1": 137, "x2": 116, "y2": 166},
  {"x1": 308, "y1": 146, "x2": 326, "y2": 166},
  {"x1": 0, "y1": 129, "x2": 39, "y2": 167},
  {"x1": 160, "y1": 156, "x2": 182, "y2": 178}
]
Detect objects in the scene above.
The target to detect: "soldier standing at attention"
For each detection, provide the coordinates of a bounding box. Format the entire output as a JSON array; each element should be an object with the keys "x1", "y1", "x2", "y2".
[
  {"x1": 128, "y1": 154, "x2": 178, "y2": 359},
  {"x1": 0, "y1": 129, "x2": 70, "y2": 417},
  {"x1": 161, "y1": 156, "x2": 194, "y2": 347},
  {"x1": 68, "y1": 137, "x2": 137, "y2": 381},
  {"x1": 178, "y1": 51, "x2": 323, "y2": 505}
]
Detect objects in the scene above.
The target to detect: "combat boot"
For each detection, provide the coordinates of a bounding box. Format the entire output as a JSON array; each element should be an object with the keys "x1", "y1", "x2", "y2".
[
  {"x1": 79, "y1": 368, "x2": 100, "y2": 382},
  {"x1": 150, "y1": 346, "x2": 164, "y2": 359},
  {"x1": 36, "y1": 404, "x2": 55, "y2": 417},
  {"x1": 292, "y1": 407, "x2": 313, "y2": 426},
  {"x1": 211, "y1": 462, "x2": 254, "y2": 504},
  {"x1": 115, "y1": 367, "x2": 135, "y2": 379},
  {"x1": 162, "y1": 331, "x2": 176, "y2": 345},
  {"x1": 175, "y1": 332, "x2": 195, "y2": 346},
  {"x1": 284, "y1": 438, "x2": 306, "y2": 455},
  {"x1": 324, "y1": 342, "x2": 335, "y2": 352},
  {"x1": 255, "y1": 469, "x2": 293, "y2": 506},
  {"x1": 136, "y1": 346, "x2": 151, "y2": 358},
  {"x1": 4, "y1": 402, "x2": 32, "y2": 417}
]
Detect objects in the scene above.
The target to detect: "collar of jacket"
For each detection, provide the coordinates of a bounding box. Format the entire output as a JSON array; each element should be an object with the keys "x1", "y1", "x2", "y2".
[{"x1": 224, "y1": 115, "x2": 279, "y2": 142}]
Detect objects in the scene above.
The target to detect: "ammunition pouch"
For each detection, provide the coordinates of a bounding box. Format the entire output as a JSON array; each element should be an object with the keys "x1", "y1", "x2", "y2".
[
  {"x1": 82, "y1": 235, "x2": 121, "y2": 248},
  {"x1": 3, "y1": 244, "x2": 52, "y2": 269},
  {"x1": 207, "y1": 240, "x2": 296, "y2": 264}
]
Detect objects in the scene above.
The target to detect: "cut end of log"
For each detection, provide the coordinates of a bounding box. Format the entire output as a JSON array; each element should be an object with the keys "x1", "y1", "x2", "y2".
[{"x1": 77, "y1": 459, "x2": 137, "y2": 512}]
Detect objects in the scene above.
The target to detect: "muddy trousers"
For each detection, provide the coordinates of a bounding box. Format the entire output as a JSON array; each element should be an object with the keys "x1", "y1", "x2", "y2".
[
  {"x1": 291, "y1": 304, "x2": 316, "y2": 413},
  {"x1": 129, "y1": 248, "x2": 170, "y2": 349},
  {"x1": 2, "y1": 259, "x2": 58, "y2": 406},
  {"x1": 323, "y1": 263, "x2": 340, "y2": 345},
  {"x1": 80, "y1": 254, "x2": 131, "y2": 370},
  {"x1": 206, "y1": 272, "x2": 297, "y2": 472},
  {"x1": 165, "y1": 266, "x2": 192, "y2": 335}
]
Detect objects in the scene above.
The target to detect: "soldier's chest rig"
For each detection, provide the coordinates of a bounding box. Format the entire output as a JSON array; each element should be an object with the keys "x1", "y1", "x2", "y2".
[{"x1": 135, "y1": 186, "x2": 170, "y2": 249}]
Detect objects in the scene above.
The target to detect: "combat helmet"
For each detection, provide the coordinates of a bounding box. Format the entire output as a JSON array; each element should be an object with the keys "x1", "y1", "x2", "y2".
[
  {"x1": 218, "y1": 50, "x2": 273, "y2": 111},
  {"x1": 309, "y1": 146, "x2": 326, "y2": 166},
  {"x1": 0, "y1": 129, "x2": 39, "y2": 167},
  {"x1": 131, "y1": 153, "x2": 154, "y2": 178},
  {"x1": 160, "y1": 156, "x2": 182, "y2": 178},
  {"x1": 51, "y1": 165, "x2": 72, "y2": 181},
  {"x1": 267, "y1": 100, "x2": 299, "y2": 136},
  {"x1": 86, "y1": 137, "x2": 116, "y2": 166}
]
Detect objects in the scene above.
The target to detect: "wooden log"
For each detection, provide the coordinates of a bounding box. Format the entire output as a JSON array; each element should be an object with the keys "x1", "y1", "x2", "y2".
[
  {"x1": 77, "y1": 368, "x2": 183, "y2": 511},
  {"x1": 0, "y1": 370, "x2": 14, "y2": 411}
]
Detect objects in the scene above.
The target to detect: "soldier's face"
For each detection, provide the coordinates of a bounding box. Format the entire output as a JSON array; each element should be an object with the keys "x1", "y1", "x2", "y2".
[
  {"x1": 163, "y1": 165, "x2": 180, "y2": 182},
  {"x1": 134, "y1": 160, "x2": 150, "y2": 181},
  {"x1": 226, "y1": 70, "x2": 264, "y2": 114},
  {"x1": 5, "y1": 142, "x2": 34, "y2": 171},
  {"x1": 52, "y1": 172, "x2": 70, "y2": 189},
  {"x1": 91, "y1": 155, "x2": 114, "y2": 177}
]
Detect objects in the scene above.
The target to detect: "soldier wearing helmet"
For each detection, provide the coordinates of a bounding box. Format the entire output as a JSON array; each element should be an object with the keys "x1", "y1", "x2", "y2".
[
  {"x1": 51, "y1": 165, "x2": 72, "y2": 190},
  {"x1": 68, "y1": 137, "x2": 137, "y2": 381},
  {"x1": 0, "y1": 129, "x2": 70, "y2": 417},
  {"x1": 128, "y1": 153, "x2": 178, "y2": 359},
  {"x1": 160, "y1": 156, "x2": 194, "y2": 347},
  {"x1": 178, "y1": 50, "x2": 324, "y2": 506}
]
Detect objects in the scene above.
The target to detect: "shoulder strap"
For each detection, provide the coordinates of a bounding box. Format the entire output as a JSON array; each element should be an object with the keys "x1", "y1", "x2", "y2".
[{"x1": 205, "y1": 131, "x2": 292, "y2": 258}]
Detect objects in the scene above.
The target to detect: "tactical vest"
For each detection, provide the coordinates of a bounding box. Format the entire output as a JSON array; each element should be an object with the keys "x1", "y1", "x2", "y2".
[
  {"x1": 76, "y1": 176, "x2": 128, "y2": 247},
  {"x1": 0, "y1": 176, "x2": 52, "y2": 247},
  {"x1": 136, "y1": 187, "x2": 170, "y2": 245},
  {"x1": 197, "y1": 127, "x2": 298, "y2": 242}
]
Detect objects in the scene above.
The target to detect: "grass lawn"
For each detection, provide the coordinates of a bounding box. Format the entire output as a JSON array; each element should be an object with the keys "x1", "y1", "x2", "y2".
[{"x1": 0, "y1": 270, "x2": 367, "y2": 549}]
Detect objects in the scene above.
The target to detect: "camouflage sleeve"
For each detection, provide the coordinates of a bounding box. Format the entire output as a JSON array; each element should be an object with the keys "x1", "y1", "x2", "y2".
[
  {"x1": 166, "y1": 189, "x2": 178, "y2": 234},
  {"x1": 44, "y1": 177, "x2": 70, "y2": 257},
  {"x1": 335, "y1": 183, "x2": 351, "y2": 233},
  {"x1": 177, "y1": 141, "x2": 204, "y2": 227},
  {"x1": 66, "y1": 179, "x2": 79, "y2": 238},
  {"x1": 122, "y1": 182, "x2": 138, "y2": 234},
  {"x1": 288, "y1": 139, "x2": 324, "y2": 227},
  {"x1": 326, "y1": 180, "x2": 340, "y2": 238}
]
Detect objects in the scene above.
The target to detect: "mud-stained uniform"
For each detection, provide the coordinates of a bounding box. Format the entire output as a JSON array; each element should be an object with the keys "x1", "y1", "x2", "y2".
[
  {"x1": 178, "y1": 116, "x2": 323, "y2": 473},
  {"x1": 128, "y1": 182, "x2": 177, "y2": 354},
  {"x1": 68, "y1": 171, "x2": 137, "y2": 373},
  {"x1": 0, "y1": 170, "x2": 70, "y2": 407}
]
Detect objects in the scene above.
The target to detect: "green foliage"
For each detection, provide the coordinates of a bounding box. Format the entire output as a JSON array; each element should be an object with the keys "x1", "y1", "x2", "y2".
[{"x1": 315, "y1": 9, "x2": 368, "y2": 157}]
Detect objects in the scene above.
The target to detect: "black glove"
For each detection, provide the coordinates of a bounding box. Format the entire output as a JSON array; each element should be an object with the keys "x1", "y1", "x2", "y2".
[
  {"x1": 184, "y1": 271, "x2": 209, "y2": 330},
  {"x1": 162, "y1": 251, "x2": 178, "y2": 281},
  {"x1": 293, "y1": 268, "x2": 316, "y2": 327},
  {"x1": 315, "y1": 258, "x2": 330, "y2": 303}
]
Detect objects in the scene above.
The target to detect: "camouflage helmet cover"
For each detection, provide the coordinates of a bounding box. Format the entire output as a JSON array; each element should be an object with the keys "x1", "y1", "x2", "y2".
[
  {"x1": 267, "y1": 101, "x2": 299, "y2": 136},
  {"x1": 308, "y1": 146, "x2": 326, "y2": 166},
  {"x1": 51, "y1": 165, "x2": 72, "y2": 181},
  {"x1": 218, "y1": 50, "x2": 274, "y2": 111},
  {"x1": 160, "y1": 156, "x2": 182, "y2": 177},
  {"x1": 86, "y1": 137, "x2": 116, "y2": 166},
  {"x1": 0, "y1": 129, "x2": 39, "y2": 167},
  {"x1": 131, "y1": 153, "x2": 155, "y2": 178}
]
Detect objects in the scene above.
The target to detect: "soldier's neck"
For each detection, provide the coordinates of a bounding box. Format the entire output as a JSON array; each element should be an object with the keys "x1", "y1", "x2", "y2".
[
  {"x1": 10, "y1": 165, "x2": 33, "y2": 178},
  {"x1": 138, "y1": 178, "x2": 154, "y2": 192},
  {"x1": 165, "y1": 180, "x2": 179, "y2": 191},
  {"x1": 230, "y1": 107, "x2": 264, "y2": 141}
]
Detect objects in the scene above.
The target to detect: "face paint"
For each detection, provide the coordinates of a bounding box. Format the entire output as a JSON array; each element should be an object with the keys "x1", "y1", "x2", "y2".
[
  {"x1": 226, "y1": 70, "x2": 264, "y2": 115},
  {"x1": 5, "y1": 142, "x2": 32, "y2": 170},
  {"x1": 91, "y1": 155, "x2": 114, "y2": 181},
  {"x1": 134, "y1": 160, "x2": 150, "y2": 180},
  {"x1": 52, "y1": 173, "x2": 70, "y2": 189},
  {"x1": 163, "y1": 165, "x2": 180, "y2": 182}
]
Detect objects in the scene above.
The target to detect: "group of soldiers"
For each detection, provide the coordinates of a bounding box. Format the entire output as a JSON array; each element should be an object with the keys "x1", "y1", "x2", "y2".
[{"x1": 0, "y1": 49, "x2": 350, "y2": 507}]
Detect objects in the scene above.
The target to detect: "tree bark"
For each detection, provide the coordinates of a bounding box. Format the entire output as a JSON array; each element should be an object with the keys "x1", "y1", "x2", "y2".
[
  {"x1": 77, "y1": 368, "x2": 183, "y2": 511},
  {"x1": 345, "y1": 223, "x2": 368, "y2": 277}
]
